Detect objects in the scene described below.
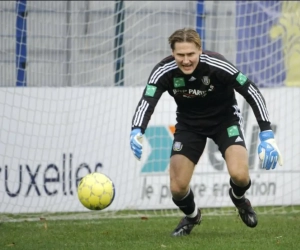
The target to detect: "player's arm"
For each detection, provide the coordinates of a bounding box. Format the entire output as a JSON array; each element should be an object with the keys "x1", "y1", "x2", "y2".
[
  {"x1": 215, "y1": 59, "x2": 283, "y2": 170},
  {"x1": 233, "y1": 75, "x2": 283, "y2": 169},
  {"x1": 130, "y1": 75, "x2": 167, "y2": 161},
  {"x1": 233, "y1": 73, "x2": 271, "y2": 130},
  {"x1": 131, "y1": 84, "x2": 164, "y2": 133}
]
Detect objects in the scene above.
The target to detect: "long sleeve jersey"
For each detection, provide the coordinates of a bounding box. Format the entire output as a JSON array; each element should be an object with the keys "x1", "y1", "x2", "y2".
[{"x1": 131, "y1": 50, "x2": 271, "y2": 134}]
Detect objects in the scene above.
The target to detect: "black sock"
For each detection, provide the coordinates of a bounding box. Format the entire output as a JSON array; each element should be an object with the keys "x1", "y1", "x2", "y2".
[
  {"x1": 230, "y1": 178, "x2": 251, "y2": 199},
  {"x1": 172, "y1": 189, "x2": 196, "y2": 216}
]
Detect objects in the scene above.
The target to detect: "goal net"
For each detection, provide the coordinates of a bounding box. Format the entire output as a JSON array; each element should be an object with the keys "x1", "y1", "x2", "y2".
[{"x1": 0, "y1": 1, "x2": 299, "y2": 221}]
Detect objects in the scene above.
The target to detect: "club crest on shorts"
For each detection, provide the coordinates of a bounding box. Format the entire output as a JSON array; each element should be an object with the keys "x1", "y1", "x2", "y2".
[{"x1": 173, "y1": 141, "x2": 183, "y2": 151}]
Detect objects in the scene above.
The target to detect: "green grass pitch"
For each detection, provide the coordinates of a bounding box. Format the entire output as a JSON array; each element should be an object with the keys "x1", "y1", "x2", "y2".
[{"x1": 1, "y1": 212, "x2": 300, "y2": 250}]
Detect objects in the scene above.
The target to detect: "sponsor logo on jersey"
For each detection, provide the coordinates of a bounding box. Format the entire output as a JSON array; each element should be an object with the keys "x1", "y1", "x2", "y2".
[
  {"x1": 235, "y1": 136, "x2": 244, "y2": 142},
  {"x1": 236, "y1": 72, "x2": 248, "y2": 85},
  {"x1": 208, "y1": 85, "x2": 214, "y2": 91},
  {"x1": 173, "y1": 77, "x2": 185, "y2": 88},
  {"x1": 188, "y1": 76, "x2": 196, "y2": 81},
  {"x1": 201, "y1": 76, "x2": 210, "y2": 85},
  {"x1": 173, "y1": 89, "x2": 187, "y2": 95},
  {"x1": 173, "y1": 88, "x2": 214, "y2": 98},
  {"x1": 145, "y1": 85, "x2": 157, "y2": 97},
  {"x1": 188, "y1": 89, "x2": 207, "y2": 96},
  {"x1": 227, "y1": 125, "x2": 240, "y2": 137}
]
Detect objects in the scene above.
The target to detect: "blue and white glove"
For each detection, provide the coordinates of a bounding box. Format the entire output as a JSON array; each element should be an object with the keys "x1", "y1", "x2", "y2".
[
  {"x1": 258, "y1": 130, "x2": 283, "y2": 170},
  {"x1": 130, "y1": 128, "x2": 143, "y2": 160}
]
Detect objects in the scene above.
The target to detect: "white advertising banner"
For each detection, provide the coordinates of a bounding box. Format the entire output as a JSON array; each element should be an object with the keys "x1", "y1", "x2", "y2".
[{"x1": 0, "y1": 87, "x2": 299, "y2": 213}]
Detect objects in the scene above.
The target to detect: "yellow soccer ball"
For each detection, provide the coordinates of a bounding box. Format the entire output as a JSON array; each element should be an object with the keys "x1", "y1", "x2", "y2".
[{"x1": 77, "y1": 172, "x2": 115, "y2": 210}]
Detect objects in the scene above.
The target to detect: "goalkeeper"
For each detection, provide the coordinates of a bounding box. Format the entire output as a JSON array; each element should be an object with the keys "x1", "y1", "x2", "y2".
[{"x1": 130, "y1": 28, "x2": 283, "y2": 236}]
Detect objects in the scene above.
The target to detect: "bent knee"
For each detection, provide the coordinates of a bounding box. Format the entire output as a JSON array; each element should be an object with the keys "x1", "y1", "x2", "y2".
[
  {"x1": 230, "y1": 170, "x2": 250, "y2": 186},
  {"x1": 169, "y1": 154, "x2": 195, "y2": 198},
  {"x1": 170, "y1": 181, "x2": 189, "y2": 198}
]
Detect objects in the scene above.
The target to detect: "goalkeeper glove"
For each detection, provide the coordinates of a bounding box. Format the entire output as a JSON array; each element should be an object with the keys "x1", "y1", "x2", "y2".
[
  {"x1": 258, "y1": 130, "x2": 283, "y2": 170},
  {"x1": 130, "y1": 128, "x2": 143, "y2": 160}
]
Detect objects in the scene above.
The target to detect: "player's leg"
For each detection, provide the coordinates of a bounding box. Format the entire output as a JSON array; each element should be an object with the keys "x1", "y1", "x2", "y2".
[
  {"x1": 225, "y1": 144, "x2": 250, "y2": 188},
  {"x1": 213, "y1": 123, "x2": 257, "y2": 228},
  {"x1": 225, "y1": 145, "x2": 257, "y2": 227},
  {"x1": 169, "y1": 129, "x2": 206, "y2": 236}
]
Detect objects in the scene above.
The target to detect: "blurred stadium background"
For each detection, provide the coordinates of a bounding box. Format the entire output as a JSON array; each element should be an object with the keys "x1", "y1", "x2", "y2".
[{"x1": 2, "y1": 1, "x2": 299, "y2": 87}]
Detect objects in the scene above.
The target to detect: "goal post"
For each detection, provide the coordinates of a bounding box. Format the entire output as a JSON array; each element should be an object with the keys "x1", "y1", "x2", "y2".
[{"x1": 0, "y1": 1, "x2": 299, "y2": 219}]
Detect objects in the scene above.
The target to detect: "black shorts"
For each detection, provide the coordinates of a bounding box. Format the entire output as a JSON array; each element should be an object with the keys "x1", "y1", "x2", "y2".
[{"x1": 170, "y1": 121, "x2": 247, "y2": 165}]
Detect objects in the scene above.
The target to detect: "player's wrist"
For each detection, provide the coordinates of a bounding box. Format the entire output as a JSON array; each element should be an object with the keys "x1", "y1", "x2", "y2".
[
  {"x1": 131, "y1": 127, "x2": 144, "y2": 134},
  {"x1": 259, "y1": 130, "x2": 274, "y2": 141},
  {"x1": 258, "y1": 121, "x2": 271, "y2": 132}
]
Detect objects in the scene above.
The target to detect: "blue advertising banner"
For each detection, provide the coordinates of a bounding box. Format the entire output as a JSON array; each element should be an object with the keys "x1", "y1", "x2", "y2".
[{"x1": 236, "y1": 1, "x2": 286, "y2": 87}]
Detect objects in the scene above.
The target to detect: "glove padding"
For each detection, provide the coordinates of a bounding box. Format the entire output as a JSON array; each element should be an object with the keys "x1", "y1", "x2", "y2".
[
  {"x1": 258, "y1": 130, "x2": 283, "y2": 170},
  {"x1": 130, "y1": 128, "x2": 143, "y2": 160}
]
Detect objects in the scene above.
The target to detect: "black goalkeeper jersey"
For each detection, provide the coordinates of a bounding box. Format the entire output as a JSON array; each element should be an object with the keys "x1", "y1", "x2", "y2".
[{"x1": 132, "y1": 50, "x2": 271, "y2": 134}]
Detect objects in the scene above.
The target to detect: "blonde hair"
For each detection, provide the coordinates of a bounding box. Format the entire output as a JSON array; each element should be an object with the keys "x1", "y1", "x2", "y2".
[{"x1": 168, "y1": 28, "x2": 202, "y2": 50}]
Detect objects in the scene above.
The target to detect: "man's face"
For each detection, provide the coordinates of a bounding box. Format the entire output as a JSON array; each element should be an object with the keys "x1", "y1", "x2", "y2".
[{"x1": 172, "y1": 42, "x2": 202, "y2": 75}]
